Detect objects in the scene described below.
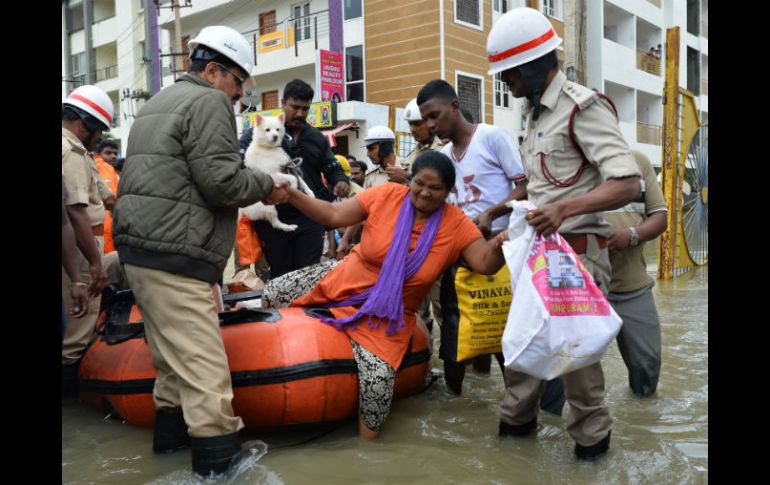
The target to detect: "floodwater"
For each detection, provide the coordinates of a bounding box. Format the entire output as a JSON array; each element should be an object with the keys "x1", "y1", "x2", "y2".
[{"x1": 62, "y1": 267, "x2": 707, "y2": 484}]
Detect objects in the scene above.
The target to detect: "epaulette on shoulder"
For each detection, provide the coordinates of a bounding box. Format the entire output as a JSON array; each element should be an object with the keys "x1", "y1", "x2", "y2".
[{"x1": 562, "y1": 81, "x2": 596, "y2": 111}]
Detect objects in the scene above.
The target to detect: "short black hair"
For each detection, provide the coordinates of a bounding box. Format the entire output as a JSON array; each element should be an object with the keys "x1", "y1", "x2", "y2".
[
  {"x1": 346, "y1": 155, "x2": 357, "y2": 162},
  {"x1": 95, "y1": 139, "x2": 118, "y2": 154},
  {"x1": 283, "y1": 79, "x2": 314, "y2": 102},
  {"x1": 411, "y1": 150, "x2": 456, "y2": 191},
  {"x1": 350, "y1": 161, "x2": 368, "y2": 173},
  {"x1": 417, "y1": 79, "x2": 458, "y2": 106},
  {"x1": 187, "y1": 45, "x2": 242, "y2": 74}
]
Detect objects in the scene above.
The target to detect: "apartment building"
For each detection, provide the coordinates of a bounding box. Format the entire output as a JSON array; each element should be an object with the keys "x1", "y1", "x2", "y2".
[
  {"x1": 586, "y1": 0, "x2": 708, "y2": 166},
  {"x1": 61, "y1": 0, "x2": 707, "y2": 165},
  {"x1": 62, "y1": 0, "x2": 151, "y2": 151}
]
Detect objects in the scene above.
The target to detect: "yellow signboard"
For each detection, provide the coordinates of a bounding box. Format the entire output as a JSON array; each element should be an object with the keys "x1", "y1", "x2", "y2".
[
  {"x1": 243, "y1": 101, "x2": 336, "y2": 130},
  {"x1": 257, "y1": 29, "x2": 295, "y2": 54}
]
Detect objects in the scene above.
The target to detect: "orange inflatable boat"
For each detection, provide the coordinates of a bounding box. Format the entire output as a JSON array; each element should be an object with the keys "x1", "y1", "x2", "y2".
[{"x1": 78, "y1": 290, "x2": 431, "y2": 429}]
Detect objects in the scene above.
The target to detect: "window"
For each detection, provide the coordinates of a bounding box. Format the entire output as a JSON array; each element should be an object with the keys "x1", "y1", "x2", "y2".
[
  {"x1": 398, "y1": 133, "x2": 416, "y2": 158},
  {"x1": 346, "y1": 45, "x2": 365, "y2": 102},
  {"x1": 456, "y1": 73, "x2": 483, "y2": 125},
  {"x1": 293, "y1": 3, "x2": 311, "y2": 41},
  {"x1": 455, "y1": 0, "x2": 482, "y2": 30},
  {"x1": 493, "y1": 0, "x2": 509, "y2": 14},
  {"x1": 494, "y1": 73, "x2": 510, "y2": 109},
  {"x1": 542, "y1": 0, "x2": 563, "y2": 20},
  {"x1": 344, "y1": 0, "x2": 362, "y2": 20},
  {"x1": 67, "y1": 2, "x2": 84, "y2": 32},
  {"x1": 72, "y1": 52, "x2": 86, "y2": 78},
  {"x1": 262, "y1": 90, "x2": 279, "y2": 110}
]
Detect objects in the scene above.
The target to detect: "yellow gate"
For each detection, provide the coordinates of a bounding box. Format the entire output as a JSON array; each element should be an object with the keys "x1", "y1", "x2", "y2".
[{"x1": 658, "y1": 27, "x2": 709, "y2": 279}]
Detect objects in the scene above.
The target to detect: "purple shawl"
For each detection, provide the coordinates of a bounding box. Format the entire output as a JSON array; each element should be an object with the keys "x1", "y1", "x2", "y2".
[{"x1": 322, "y1": 192, "x2": 445, "y2": 336}]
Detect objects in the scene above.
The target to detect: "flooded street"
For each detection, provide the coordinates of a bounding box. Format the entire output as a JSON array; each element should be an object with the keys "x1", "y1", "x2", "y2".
[{"x1": 62, "y1": 268, "x2": 707, "y2": 484}]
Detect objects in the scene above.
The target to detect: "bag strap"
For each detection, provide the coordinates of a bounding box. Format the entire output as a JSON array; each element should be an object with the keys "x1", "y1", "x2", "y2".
[{"x1": 541, "y1": 92, "x2": 618, "y2": 188}]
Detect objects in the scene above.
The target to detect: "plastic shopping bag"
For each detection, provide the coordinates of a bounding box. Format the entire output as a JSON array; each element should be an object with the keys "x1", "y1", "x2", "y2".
[{"x1": 501, "y1": 201, "x2": 622, "y2": 380}]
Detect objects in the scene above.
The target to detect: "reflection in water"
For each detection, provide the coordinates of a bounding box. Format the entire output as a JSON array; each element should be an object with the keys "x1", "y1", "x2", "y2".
[{"x1": 63, "y1": 269, "x2": 707, "y2": 484}]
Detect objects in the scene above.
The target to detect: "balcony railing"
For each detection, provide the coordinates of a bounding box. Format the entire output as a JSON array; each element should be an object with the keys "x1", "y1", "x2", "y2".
[
  {"x1": 95, "y1": 64, "x2": 118, "y2": 82},
  {"x1": 701, "y1": 21, "x2": 708, "y2": 39},
  {"x1": 636, "y1": 49, "x2": 661, "y2": 76},
  {"x1": 637, "y1": 121, "x2": 662, "y2": 145},
  {"x1": 646, "y1": 0, "x2": 661, "y2": 7},
  {"x1": 701, "y1": 79, "x2": 708, "y2": 96},
  {"x1": 249, "y1": 9, "x2": 329, "y2": 64}
]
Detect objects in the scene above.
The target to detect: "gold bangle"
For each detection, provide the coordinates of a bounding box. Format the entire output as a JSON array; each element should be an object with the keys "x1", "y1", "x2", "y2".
[{"x1": 71, "y1": 282, "x2": 89, "y2": 288}]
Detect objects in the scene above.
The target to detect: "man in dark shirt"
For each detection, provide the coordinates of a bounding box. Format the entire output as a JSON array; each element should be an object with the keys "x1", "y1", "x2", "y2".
[{"x1": 239, "y1": 79, "x2": 350, "y2": 278}]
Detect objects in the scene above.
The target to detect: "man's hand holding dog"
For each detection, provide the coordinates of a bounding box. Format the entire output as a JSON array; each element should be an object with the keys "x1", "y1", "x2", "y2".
[
  {"x1": 264, "y1": 174, "x2": 291, "y2": 205},
  {"x1": 333, "y1": 181, "x2": 350, "y2": 198}
]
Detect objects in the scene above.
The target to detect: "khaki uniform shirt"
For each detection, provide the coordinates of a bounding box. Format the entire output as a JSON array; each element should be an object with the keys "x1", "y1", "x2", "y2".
[
  {"x1": 520, "y1": 71, "x2": 641, "y2": 238},
  {"x1": 604, "y1": 152, "x2": 667, "y2": 293},
  {"x1": 62, "y1": 128, "x2": 106, "y2": 226},
  {"x1": 403, "y1": 136, "x2": 445, "y2": 173},
  {"x1": 363, "y1": 156, "x2": 410, "y2": 189}
]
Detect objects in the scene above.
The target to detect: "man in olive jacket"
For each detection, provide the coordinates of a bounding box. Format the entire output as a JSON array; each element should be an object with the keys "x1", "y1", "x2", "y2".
[{"x1": 112, "y1": 26, "x2": 288, "y2": 477}]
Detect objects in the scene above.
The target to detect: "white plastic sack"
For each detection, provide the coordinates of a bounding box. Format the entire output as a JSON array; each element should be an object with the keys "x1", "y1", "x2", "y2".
[{"x1": 501, "y1": 201, "x2": 622, "y2": 380}]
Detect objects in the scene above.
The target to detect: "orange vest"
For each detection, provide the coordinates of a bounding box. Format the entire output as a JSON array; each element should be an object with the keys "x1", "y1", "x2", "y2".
[{"x1": 93, "y1": 155, "x2": 119, "y2": 254}]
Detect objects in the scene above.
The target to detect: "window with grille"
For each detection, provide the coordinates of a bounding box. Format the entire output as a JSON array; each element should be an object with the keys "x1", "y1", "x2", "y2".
[
  {"x1": 493, "y1": 0, "x2": 509, "y2": 14},
  {"x1": 457, "y1": 74, "x2": 482, "y2": 125},
  {"x1": 293, "y1": 3, "x2": 311, "y2": 41},
  {"x1": 542, "y1": 0, "x2": 563, "y2": 20},
  {"x1": 346, "y1": 45, "x2": 365, "y2": 102},
  {"x1": 398, "y1": 133, "x2": 416, "y2": 158},
  {"x1": 456, "y1": 0, "x2": 481, "y2": 28},
  {"x1": 494, "y1": 73, "x2": 510, "y2": 109}
]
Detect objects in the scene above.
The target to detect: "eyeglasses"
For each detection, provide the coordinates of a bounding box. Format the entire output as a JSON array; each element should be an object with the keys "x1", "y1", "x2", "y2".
[{"x1": 217, "y1": 63, "x2": 245, "y2": 88}]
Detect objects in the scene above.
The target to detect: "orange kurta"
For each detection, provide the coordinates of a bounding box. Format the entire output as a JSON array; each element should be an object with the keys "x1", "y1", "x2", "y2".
[
  {"x1": 93, "y1": 155, "x2": 119, "y2": 254},
  {"x1": 293, "y1": 183, "x2": 482, "y2": 370}
]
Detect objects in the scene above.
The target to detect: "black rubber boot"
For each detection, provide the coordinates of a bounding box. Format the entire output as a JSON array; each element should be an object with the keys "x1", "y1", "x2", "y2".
[
  {"x1": 61, "y1": 362, "x2": 80, "y2": 399},
  {"x1": 153, "y1": 408, "x2": 190, "y2": 453},
  {"x1": 191, "y1": 431, "x2": 242, "y2": 478},
  {"x1": 471, "y1": 354, "x2": 492, "y2": 374},
  {"x1": 443, "y1": 360, "x2": 466, "y2": 395},
  {"x1": 499, "y1": 417, "x2": 537, "y2": 437},
  {"x1": 575, "y1": 431, "x2": 611, "y2": 461}
]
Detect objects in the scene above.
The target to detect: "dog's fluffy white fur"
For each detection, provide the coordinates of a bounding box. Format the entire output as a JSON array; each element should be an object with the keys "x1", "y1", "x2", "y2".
[{"x1": 241, "y1": 113, "x2": 314, "y2": 232}]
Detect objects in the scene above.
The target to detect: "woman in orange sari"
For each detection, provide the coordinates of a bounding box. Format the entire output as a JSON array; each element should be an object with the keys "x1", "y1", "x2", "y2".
[{"x1": 264, "y1": 151, "x2": 508, "y2": 438}]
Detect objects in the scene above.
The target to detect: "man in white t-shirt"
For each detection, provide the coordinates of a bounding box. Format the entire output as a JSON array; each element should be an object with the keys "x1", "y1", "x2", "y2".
[
  {"x1": 418, "y1": 80, "x2": 527, "y2": 238},
  {"x1": 416, "y1": 79, "x2": 526, "y2": 390},
  {"x1": 416, "y1": 80, "x2": 565, "y2": 416}
]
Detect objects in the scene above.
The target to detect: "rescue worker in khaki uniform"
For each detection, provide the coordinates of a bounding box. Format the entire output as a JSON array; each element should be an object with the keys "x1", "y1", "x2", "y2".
[
  {"x1": 604, "y1": 150, "x2": 668, "y2": 397},
  {"x1": 112, "y1": 26, "x2": 288, "y2": 477},
  {"x1": 61, "y1": 85, "x2": 115, "y2": 397},
  {"x1": 487, "y1": 8, "x2": 641, "y2": 460},
  {"x1": 362, "y1": 126, "x2": 408, "y2": 189}
]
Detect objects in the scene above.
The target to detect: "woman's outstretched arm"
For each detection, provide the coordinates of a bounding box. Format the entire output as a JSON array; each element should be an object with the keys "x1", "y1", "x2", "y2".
[{"x1": 286, "y1": 187, "x2": 367, "y2": 229}]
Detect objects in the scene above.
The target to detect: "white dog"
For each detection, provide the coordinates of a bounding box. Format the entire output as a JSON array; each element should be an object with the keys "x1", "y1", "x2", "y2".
[{"x1": 242, "y1": 113, "x2": 314, "y2": 232}]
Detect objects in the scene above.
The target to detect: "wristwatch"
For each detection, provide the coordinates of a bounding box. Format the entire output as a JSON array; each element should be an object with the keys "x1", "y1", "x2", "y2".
[{"x1": 628, "y1": 226, "x2": 640, "y2": 247}]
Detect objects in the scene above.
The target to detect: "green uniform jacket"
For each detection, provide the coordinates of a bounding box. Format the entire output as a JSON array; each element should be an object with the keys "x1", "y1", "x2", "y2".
[{"x1": 113, "y1": 73, "x2": 274, "y2": 284}]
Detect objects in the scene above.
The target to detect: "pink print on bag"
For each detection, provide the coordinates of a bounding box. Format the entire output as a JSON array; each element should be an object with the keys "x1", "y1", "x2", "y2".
[{"x1": 527, "y1": 234, "x2": 613, "y2": 317}]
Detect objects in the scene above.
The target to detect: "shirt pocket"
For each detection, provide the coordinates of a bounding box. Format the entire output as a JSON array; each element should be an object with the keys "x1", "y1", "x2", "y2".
[{"x1": 534, "y1": 134, "x2": 584, "y2": 186}]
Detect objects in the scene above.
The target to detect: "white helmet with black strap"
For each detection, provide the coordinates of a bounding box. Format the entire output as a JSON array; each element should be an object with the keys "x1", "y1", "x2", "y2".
[{"x1": 188, "y1": 25, "x2": 257, "y2": 91}]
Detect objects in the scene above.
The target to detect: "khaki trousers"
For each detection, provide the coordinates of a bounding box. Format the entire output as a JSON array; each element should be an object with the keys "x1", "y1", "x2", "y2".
[
  {"x1": 62, "y1": 236, "x2": 104, "y2": 365},
  {"x1": 123, "y1": 264, "x2": 244, "y2": 438},
  {"x1": 499, "y1": 235, "x2": 612, "y2": 446}
]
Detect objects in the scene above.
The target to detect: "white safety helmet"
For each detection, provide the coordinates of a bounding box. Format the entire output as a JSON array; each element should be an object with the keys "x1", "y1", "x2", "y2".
[
  {"x1": 362, "y1": 126, "x2": 396, "y2": 147},
  {"x1": 403, "y1": 98, "x2": 423, "y2": 122},
  {"x1": 487, "y1": 7, "x2": 562, "y2": 75},
  {"x1": 63, "y1": 84, "x2": 114, "y2": 130},
  {"x1": 188, "y1": 25, "x2": 256, "y2": 90}
]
